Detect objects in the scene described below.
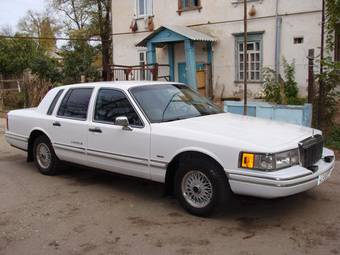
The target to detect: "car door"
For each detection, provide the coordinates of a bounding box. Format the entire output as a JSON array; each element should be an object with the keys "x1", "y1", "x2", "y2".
[
  {"x1": 87, "y1": 88, "x2": 151, "y2": 179},
  {"x1": 51, "y1": 87, "x2": 94, "y2": 165}
]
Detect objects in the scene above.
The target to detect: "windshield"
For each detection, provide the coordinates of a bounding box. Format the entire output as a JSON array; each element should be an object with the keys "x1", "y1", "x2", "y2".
[{"x1": 130, "y1": 84, "x2": 223, "y2": 123}]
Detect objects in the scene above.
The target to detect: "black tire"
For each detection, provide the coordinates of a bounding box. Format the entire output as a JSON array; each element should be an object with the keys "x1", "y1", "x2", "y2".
[
  {"x1": 33, "y1": 135, "x2": 61, "y2": 175},
  {"x1": 174, "y1": 156, "x2": 231, "y2": 217}
]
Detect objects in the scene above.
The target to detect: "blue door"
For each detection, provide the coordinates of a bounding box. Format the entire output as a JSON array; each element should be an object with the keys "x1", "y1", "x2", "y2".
[{"x1": 178, "y1": 63, "x2": 205, "y2": 84}]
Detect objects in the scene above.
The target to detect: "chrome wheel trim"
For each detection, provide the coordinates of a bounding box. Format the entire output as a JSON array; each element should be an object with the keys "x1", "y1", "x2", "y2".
[
  {"x1": 181, "y1": 170, "x2": 213, "y2": 209},
  {"x1": 36, "y1": 143, "x2": 52, "y2": 169}
]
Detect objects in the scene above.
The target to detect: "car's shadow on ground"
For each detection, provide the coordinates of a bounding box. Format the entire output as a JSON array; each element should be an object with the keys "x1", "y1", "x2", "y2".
[{"x1": 49, "y1": 162, "x2": 318, "y2": 223}]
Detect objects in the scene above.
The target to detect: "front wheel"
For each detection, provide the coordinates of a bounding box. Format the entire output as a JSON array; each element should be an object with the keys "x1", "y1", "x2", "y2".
[
  {"x1": 33, "y1": 135, "x2": 61, "y2": 175},
  {"x1": 174, "y1": 157, "x2": 231, "y2": 217}
]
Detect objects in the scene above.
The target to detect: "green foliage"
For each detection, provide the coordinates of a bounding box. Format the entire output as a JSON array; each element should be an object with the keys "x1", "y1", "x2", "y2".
[
  {"x1": 3, "y1": 91, "x2": 25, "y2": 109},
  {"x1": 0, "y1": 37, "x2": 40, "y2": 75},
  {"x1": 61, "y1": 40, "x2": 100, "y2": 84},
  {"x1": 325, "y1": 0, "x2": 340, "y2": 52},
  {"x1": 262, "y1": 67, "x2": 282, "y2": 104},
  {"x1": 314, "y1": 0, "x2": 340, "y2": 131},
  {"x1": 262, "y1": 58, "x2": 302, "y2": 105},
  {"x1": 18, "y1": 10, "x2": 61, "y2": 51},
  {"x1": 286, "y1": 97, "x2": 307, "y2": 106},
  {"x1": 30, "y1": 54, "x2": 62, "y2": 83},
  {"x1": 315, "y1": 57, "x2": 340, "y2": 127},
  {"x1": 325, "y1": 125, "x2": 340, "y2": 150},
  {"x1": 282, "y1": 58, "x2": 298, "y2": 102},
  {"x1": 51, "y1": 0, "x2": 112, "y2": 80},
  {"x1": 0, "y1": 37, "x2": 61, "y2": 83}
]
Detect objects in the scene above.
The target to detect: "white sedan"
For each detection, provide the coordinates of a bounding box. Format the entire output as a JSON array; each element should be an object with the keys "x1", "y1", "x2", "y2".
[{"x1": 5, "y1": 81, "x2": 335, "y2": 216}]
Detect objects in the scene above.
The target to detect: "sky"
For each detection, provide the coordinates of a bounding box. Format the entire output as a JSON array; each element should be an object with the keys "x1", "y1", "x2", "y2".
[{"x1": 0, "y1": 0, "x2": 46, "y2": 31}]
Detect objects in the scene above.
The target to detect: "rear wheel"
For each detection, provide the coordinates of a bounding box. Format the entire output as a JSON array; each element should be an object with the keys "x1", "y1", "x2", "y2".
[
  {"x1": 174, "y1": 157, "x2": 231, "y2": 217},
  {"x1": 33, "y1": 135, "x2": 61, "y2": 175}
]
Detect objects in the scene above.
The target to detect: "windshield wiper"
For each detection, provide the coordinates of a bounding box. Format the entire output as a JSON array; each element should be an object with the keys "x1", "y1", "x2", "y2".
[
  {"x1": 163, "y1": 114, "x2": 202, "y2": 122},
  {"x1": 162, "y1": 117, "x2": 186, "y2": 122}
]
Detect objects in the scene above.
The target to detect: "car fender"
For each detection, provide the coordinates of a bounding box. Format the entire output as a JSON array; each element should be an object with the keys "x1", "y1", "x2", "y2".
[{"x1": 169, "y1": 146, "x2": 225, "y2": 169}]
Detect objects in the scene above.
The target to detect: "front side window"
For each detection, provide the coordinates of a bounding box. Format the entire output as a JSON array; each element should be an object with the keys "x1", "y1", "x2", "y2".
[
  {"x1": 94, "y1": 89, "x2": 143, "y2": 127},
  {"x1": 235, "y1": 33, "x2": 263, "y2": 81},
  {"x1": 136, "y1": 0, "x2": 152, "y2": 17},
  {"x1": 57, "y1": 88, "x2": 93, "y2": 120},
  {"x1": 130, "y1": 84, "x2": 222, "y2": 123}
]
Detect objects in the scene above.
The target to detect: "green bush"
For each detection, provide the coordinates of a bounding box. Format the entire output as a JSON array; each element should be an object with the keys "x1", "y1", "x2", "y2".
[
  {"x1": 287, "y1": 97, "x2": 307, "y2": 105},
  {"x1": 262, "y1": 67, "x2": 282, "y2": 104},
  {"x1": 3, "y1": 91, "x2": 25, "y2": 109},
  {"x1": 282, "y1": 58, "x2": 298, "y2": 101},
  {"x1": 262, "y1": 57, "x2": 303, "y2": 105},
  {"x1": 315, "y1": 57, "x2": 340, "y2": 129},
  {"x1": 326, "y1": 126, "x2": 340, "y2": 150}
]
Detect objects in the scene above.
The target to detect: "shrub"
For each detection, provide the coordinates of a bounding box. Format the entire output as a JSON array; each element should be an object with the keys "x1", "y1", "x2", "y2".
[
  {"x1": 262, "y1": 58, "x2": 302, "y2": 105},
  {"x1": 3, "y1": 91, "x2": 25, "y2": 109},
  {"x1": 262, "y1": 67, "x2": 282, "y2": 104},
  {"x1": 315, "y1": 57, "x2": 340, "y2": 130},
  {"x1": 326, "y1": 126, "x2": 340, "y2": 150},
  {"x1": 282, "y1": 58, "x2": 298, "y2": 101}
]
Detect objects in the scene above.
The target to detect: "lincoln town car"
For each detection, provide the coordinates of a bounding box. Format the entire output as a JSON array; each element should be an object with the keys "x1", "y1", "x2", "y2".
[{"x1": 5, "y1": 81, "x2": 335, "y2": 216}]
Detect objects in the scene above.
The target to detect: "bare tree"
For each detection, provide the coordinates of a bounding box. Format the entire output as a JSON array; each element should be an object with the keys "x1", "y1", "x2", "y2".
[
  {"x1": 51, "y1": 0, "x2": 92, "y2": 31},
  {"x1": 0, "y1": 25, "x2": 14, "y2": 36},
  {"x1": 18, "y1": 10, "x2": 44, "y2": 37},
  {"x1": 90, "y1": 0, "x2": 112, "y2": 80},
  {"x1": 50, "y1": 0, "x2": 112, "y2": 80},
  {"x1": 18, "y1": 10, "x2": 61, "y2": 50}
]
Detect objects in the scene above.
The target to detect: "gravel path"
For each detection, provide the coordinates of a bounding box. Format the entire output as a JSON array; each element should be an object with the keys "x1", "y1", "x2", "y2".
[{"x1": 0, "y1": 120, "x2": 339, "y2": 255}]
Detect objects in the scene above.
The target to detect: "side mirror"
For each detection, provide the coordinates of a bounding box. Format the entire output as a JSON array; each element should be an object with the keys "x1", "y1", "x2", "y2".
[{"x1": 115, "y1": 116, "x2": 132, "y2": 131}]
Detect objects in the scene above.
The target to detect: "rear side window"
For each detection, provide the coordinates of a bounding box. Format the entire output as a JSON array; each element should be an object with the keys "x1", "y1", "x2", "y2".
[
  {"x1": 47, "y1": 89, "x2": 64, "y2": 115},
  {"x1": 57, "y1": 88, "x2": 93, "y2": 120},
  {"x1": 94, "y1": 89, "x2": 143, "y2": 127}
]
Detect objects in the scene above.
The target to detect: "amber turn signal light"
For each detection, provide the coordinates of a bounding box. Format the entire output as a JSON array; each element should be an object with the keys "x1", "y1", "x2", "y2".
[{"x1": 241, "y1": 153, "x2": 254, "y2": 169}]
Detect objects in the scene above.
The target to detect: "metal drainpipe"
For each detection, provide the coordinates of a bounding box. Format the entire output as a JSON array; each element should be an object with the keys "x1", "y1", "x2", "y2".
[{"x1": 274, "y1": 0, "x2": 282, "y2": 82}]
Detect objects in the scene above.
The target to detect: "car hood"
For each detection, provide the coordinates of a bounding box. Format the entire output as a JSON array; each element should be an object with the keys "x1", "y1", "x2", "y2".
[{"x1": 156, "y1": 113, "x2": 318, "y2": 152}]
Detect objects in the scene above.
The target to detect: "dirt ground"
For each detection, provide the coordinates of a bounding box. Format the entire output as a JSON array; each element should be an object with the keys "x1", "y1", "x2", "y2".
[{"x1": 0, "y1": 119, "x2": 339, "y2": 255}]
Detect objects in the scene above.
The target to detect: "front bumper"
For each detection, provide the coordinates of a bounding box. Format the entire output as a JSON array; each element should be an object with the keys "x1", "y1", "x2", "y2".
[{"x1": 227, "y1": 147, "x2": 335, "y2": 199}]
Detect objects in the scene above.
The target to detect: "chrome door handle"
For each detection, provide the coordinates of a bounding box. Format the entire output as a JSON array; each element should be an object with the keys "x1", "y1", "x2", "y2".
[{"x1": 89, "y1": 127, "x2": 102, "y2": 133}]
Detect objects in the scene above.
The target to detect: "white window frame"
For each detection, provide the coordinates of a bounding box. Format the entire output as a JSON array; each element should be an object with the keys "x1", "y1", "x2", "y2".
[
  {"x1": 135, "y1": 0, "x2": 153, "y2": 18},
  {"x1": 137, "y1": 49, "x2": 147, "y2": 79},
  {"x1": 138, "y1": 49, "x2": 147, "y2": 65},
  {"x1": 234, "y1": 33, "x2": 263, "y2": 82}
]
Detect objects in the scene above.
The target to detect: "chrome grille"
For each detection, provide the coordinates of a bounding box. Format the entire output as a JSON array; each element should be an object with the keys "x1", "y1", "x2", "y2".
[{"x1": 299, "y1": 135, "x2": 323, "y2": 170}]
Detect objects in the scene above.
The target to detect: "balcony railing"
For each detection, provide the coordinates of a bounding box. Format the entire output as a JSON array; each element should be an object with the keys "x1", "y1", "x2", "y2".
[{"x1": 110, "y1": 63, "x2": 170, "y2": 81}]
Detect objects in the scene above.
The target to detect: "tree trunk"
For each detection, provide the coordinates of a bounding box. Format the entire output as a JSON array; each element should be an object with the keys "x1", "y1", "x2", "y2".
[{"x1": 97, "y1": 0, "x2": 112, "y2": 81}]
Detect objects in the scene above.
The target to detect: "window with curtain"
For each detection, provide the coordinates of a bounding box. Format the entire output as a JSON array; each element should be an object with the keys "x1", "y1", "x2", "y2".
[
  {"x1": 136, "y1": 0, "x2": 153, "y2": 17},
  {"x1": 178, "y1": 0, "x2": 201, "y2": 14}
]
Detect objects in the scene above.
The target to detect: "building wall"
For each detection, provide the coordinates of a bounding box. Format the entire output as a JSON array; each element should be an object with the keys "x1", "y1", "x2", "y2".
[{"x1": 112, "y1": 0, "x2": 322, "y2": 98}]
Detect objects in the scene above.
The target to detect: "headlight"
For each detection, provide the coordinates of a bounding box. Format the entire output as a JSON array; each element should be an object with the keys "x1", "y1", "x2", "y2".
[{"x1": 240, "y1": 149, "x2": 299, "y2": 171}]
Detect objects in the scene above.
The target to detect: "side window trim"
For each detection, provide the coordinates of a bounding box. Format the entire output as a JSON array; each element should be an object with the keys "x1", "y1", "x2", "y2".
[
  {"x1": 47, "y1": 89, "x2": 64, "y2": 115},
  {"x1": 92, "y1": 87, "x2": 145, "y2": 128},
  {"x1": 57, "y1": 87, "x2": 94, "y2": 121}
]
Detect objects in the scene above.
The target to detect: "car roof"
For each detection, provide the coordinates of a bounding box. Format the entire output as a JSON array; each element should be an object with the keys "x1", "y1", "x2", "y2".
[{"x1": 58, "y1": 81, "x2": 183, "y2": 90}]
